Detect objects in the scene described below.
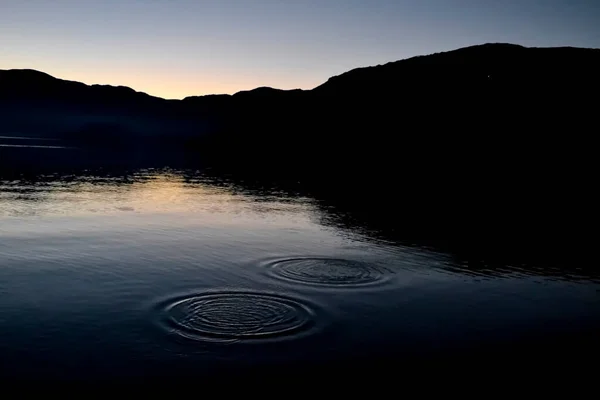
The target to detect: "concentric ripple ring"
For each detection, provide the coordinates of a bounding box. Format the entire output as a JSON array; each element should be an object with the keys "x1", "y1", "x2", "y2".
[
  {"x1": 265, "y1": 257, "x2": 388, "y2": 287},
  {"x1": 160, "y1": 291, "x2": 318, "y2": 342}
]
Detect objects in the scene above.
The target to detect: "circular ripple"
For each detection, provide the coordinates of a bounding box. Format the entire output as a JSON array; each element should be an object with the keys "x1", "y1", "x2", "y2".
[
  {"x1": 161, "y1": 291, "x2": 317, "y2": 342},
  {"x1": 267, "y1": 257, "x2": 387, "y2": 287}
]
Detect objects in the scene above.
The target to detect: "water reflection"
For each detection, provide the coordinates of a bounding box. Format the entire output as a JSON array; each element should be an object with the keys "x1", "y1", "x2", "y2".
[
  {"x1": 1, "y1": 165, "x2": 598, "y2": 284},
  {"x1": 0, "y1": 168, "x2": 315, "y2": 220},
  {"x1": 199, "y1": 170, "x2": 600, "y2": 284}
]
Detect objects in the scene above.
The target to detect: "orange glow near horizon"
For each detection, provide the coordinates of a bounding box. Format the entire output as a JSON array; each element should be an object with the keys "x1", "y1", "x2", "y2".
[
  {"x1": 1, "y1": 58, "x2": 324, "y2": 100},
  {"x1": 3, "y1": 1, "x2": 598, "y2": 100}
]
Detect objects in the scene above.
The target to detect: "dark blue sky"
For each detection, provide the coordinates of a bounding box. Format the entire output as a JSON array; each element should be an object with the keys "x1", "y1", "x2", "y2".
[{"x1": 2, "y1": 0, "x2": 598, "y2": 98}]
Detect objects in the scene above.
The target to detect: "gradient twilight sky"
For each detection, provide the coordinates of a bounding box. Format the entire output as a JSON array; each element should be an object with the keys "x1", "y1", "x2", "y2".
[{"x1": 2, "y1": 0, "x2": 599, "y2": 99}]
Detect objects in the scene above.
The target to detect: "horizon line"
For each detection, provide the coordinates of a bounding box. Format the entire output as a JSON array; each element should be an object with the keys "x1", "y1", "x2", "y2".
[{"x1": 3, "y1": 41, "x2": 598, "y2": 101}]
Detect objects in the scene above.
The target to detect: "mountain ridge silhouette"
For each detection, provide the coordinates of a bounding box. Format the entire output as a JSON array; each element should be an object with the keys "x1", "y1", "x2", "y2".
[
  {"x1": 4, "y1": 42, "x2": 598, "y2": 102},
  {"x1": 3, "y1": 40, "x2": 599, "y2": 162}
]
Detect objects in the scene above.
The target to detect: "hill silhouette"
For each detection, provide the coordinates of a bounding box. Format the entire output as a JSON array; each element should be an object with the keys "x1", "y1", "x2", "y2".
[
  {"x1": 3, "y1": 43, "x2": 598, "y2": 150},
  {"x1": 2, "y1": 42, "x2": 599, "y2": 260}
]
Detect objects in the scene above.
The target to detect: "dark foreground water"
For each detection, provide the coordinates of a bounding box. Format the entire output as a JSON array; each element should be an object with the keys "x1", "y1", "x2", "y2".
[{"x1": 1, "y1": 142, "x2": 599, "y2": 382}]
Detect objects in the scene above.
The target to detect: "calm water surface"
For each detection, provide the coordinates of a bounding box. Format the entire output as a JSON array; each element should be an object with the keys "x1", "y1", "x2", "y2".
[{"x1": 1, "y1": 150, "x2": 599, "y2": 380}]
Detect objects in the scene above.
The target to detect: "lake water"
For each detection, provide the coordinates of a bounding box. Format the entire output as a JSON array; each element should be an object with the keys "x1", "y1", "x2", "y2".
[{"x1": 1, "y1": 143, "x2": 599, "y2": 382}]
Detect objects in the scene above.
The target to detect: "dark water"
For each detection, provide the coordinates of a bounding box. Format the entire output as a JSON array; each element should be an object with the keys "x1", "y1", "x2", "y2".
[{"x1": 1, "y1": 143, "x2": 599, "y2": 382}]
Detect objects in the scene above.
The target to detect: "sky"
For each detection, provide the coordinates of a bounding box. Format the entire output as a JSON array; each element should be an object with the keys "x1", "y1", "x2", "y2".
[{"x1": 1, "y1": 0, "x2": 599, "y2": 99}]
